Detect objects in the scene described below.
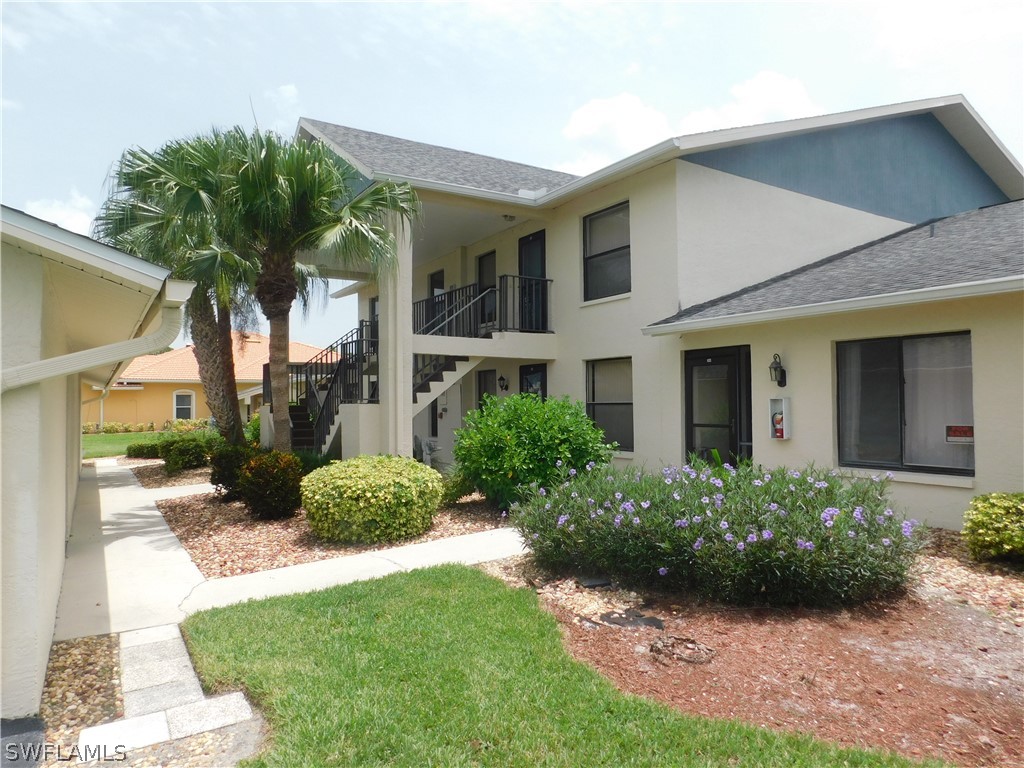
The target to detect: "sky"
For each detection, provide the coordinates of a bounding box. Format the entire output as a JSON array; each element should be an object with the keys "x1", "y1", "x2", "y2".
[{"x1": 2, "y1": 0, "x2": 1021, "y2": 348}]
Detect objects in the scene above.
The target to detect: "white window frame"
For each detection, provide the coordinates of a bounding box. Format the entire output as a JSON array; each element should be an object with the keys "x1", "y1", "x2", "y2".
[{"x1": 173, "y1": 389, "x2": 196, "y2": 421}]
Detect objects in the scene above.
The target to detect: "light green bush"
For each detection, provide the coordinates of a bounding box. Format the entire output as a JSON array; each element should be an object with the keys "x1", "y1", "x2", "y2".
[
  {"x1": 243, "y1": 414, "x2": 261, "y2": 445},
  {"x1": 962, "y1": 492, "x2": 1024, "y2": 562},
  {"x1": 302, "y1": 455, "x2": 443, "y2": 544}
]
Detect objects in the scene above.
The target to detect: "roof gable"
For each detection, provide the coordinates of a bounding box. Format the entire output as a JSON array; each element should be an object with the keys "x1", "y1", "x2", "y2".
[{"x1": 684, "y1": 114, "x2": 1009, "y2": 224}]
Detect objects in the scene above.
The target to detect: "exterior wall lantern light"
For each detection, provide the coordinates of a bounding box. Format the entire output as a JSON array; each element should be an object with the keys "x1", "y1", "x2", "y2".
[
  {"x1": 769, "y1": 354, "x2": 787, "y2": 388},
  {"x1": 497, "y1": 375, "x2": 509, "y2": 392}
]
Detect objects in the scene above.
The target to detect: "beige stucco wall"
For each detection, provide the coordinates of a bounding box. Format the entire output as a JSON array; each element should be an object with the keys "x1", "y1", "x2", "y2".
[
  {"x1": 671, "y1": 292, "x2": 1024, "y2": 529},
  {"x1": 675, "y1": 161, "x2": 910, "y2": 306},
  {"x1": 2, "y1": 245, "x2": 76, "y2": 717},
  {"x1": 80, "y1": 381, "x2": 232, "y2": 427}
]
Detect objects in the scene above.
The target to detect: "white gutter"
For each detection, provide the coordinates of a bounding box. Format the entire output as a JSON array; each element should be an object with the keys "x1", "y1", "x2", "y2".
[
  {"x1": 1, "y1": 280, "x2": 194, "y2": 393},
  {"x1": 642, "y1": 276, "x2": 1024, "y2": 336}
]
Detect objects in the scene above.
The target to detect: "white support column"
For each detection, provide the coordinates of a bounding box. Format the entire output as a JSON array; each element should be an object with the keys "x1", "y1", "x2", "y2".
[{"x1": 378, "y1": 226, "x2": 414, "y2": 456}]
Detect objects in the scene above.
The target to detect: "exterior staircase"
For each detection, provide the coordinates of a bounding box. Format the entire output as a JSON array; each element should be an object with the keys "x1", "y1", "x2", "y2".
[{"x1": 412, "y1": 355, "x2": 484, "y2": 416}]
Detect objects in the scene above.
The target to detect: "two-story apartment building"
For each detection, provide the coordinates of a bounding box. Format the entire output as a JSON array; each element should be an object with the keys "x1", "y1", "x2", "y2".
[{"x1": 284, "y1": 95, "x2": 1022, "y2": 528}]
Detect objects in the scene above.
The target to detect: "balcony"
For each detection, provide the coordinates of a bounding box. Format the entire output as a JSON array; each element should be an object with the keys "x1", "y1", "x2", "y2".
[{"x1": 412, "y1": 275, "x2": 552, "y2": 338}]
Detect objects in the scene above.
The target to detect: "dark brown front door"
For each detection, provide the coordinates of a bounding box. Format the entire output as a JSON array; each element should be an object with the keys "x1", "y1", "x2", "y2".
[{"x1": 685, "y1": 346, "x2": 751, "y2": 463}]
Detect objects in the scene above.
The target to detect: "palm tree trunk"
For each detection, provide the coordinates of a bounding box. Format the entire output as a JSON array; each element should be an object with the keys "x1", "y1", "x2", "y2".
[
  {"x1": 215, "y1": 299, "x2": 245, "y2": 444},
  {"x1": 186, "y1": 292, "x2": 241, "y2": 442},
  {"x1": 267, "y1": 310, "x2": 292, "y2": 452}
]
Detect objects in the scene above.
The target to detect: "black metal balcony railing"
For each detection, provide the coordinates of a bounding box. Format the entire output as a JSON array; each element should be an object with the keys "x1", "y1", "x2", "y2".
[{"x1": 412, "y1": 275, "x2": 552, "y2": 338}]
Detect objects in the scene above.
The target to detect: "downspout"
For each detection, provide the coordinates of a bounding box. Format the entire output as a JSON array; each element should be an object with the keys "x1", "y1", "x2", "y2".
[
  {"x1": 81, "y1": 387, "x2": 113, "y2": 429},
  {"x1": 1, "y1": 280, "x2": 193, "y2": 394}
]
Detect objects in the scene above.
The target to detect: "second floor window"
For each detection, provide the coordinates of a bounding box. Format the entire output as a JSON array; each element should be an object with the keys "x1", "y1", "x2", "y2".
[{"x1": 583, "y1": 202, "x2": 630, "y2": 301}]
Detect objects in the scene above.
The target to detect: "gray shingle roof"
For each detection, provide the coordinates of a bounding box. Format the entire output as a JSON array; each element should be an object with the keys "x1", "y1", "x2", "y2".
[
  {"x1": 651, "y1": 200, "x2": 1024, "y2": 327},
  {"x1": 302, "y1": 119, "x2": 578, "y2": 196}
]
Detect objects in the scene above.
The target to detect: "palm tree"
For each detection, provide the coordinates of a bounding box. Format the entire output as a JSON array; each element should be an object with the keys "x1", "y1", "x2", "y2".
[
  {"x1": 222, "y1": 128, "x2": 419, "y2": 451},
  {"x1": 94, "y1": 133, "x2": 254, "y2": 444}
]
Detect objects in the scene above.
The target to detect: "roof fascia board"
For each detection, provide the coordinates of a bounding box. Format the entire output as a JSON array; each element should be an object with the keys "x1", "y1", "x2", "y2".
[
  {"x1": 642, "y1": 276, "x2": 1024, "y2": 336},
  {"x1": 1, "y1": 207, "x2": 170, "y2": 291}
]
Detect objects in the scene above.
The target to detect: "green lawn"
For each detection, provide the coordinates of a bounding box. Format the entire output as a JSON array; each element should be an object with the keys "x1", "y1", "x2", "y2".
[
  {"x1": 81, "y1": 431, "x2": 169, "y2": 459},
  {"x1": 183, "y1": 565, "x2": 942, "y2": 768}
]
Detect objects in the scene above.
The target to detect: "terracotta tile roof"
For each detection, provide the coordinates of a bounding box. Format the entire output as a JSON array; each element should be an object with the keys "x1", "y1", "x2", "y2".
[{"x1": 119, "y1": 332, "x2": 323, "y2": 384}]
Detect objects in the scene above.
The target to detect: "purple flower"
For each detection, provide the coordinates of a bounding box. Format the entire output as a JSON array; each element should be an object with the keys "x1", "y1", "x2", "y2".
[
  {"x1": 901, "y1": 521, "x2": 914, "y2": 537},
  {"x1": 658, "y1": 567, "x2": 669, "y2": 576},
  {"x1": 736, "y1": 542, "x2": 745, "y2": 551},
  {"x1": 701, "y1": 496, "x2": 711, "y2": 505},
  {"x1": 711, "y1": 477, "x2": 724, "y2": 488},
  {"x1": 569, "y1": 468, "x2": 577, "y2": 477},
  {"x1": 586, "y1": 461, "x2": 596, "y2": 471},
  {"x1": 853, "y1": 507, "x2": 865, "y2": 524},
  {"x1": 693, "y1": 537, "x2": 704, "y2": 551},
  {"x1": 614, "y1": 492, "x2": 623, "y2": 501},
  {"x1": 544, "y1": 503, "x2": 551, "y2": 510},
  {"x1": 640, "y1": 500, "x2": 651, "y2": 510},
  {"x1": 620, "y1": 501, "x2": 635, "y2": 514},
  {"x1": 538, "y1": 487, "x2": 547, "y2": 497},
  {"x1": 719, "y1": 520, "x2": 729, "y2": 529},
  {"x1": 674, "y1": 518, "x2": 689, "y2": 528},
  {"x1": 789, "y1": 470, "x2": 801, "y2": 479},
  {"x1": 882, "y1": 538, "x2": 892, "y2": 547},
  {"x1": 556, "y1": 514, "x2": 569, "y2": 528},
  {"x1": 768, "y1": 502, "x2": 779, "y2": 512},
  {"x1": 788, "y1": 484, "x2": 796, "y2": 492},
  {"x1": 724, "y1": 533, "x2": 735, "y2": 542},
  {"x1": 824, "y1": 520, "x2": 834, "y2": 528},
  {"x1": 762, "y1": 530, "x2": 774, "y2": 540},
  {"x1": 603, "y1": 501, "x2": 612, "y2": 509},
  {"x1": 876, "y1": 516, "x2": 886, "y2": 525},
  {"x1": 632, "y1": 517, "x2": 640, "y2": 525},
  {"x1": 672, "y1": 491, "x2": 681, "y2": 501},
  {"x1": 555, "y1": 460, "x2": 563, "y2": 468},
  {"x1": 614, "y1": 515, "x2": 623, "y2": 528},
  {"x1": 847, "y1": 531, "x2": 857, "y2": 538},
  {"x1": 747, "y1": 533, "x2": 758, "y2": 543},
  {"x1": 796, "y1": 538, "x2": 815, "y2": 551},
  {"x1": 763, "y1": 473, "x2": 772, "y2": 481},
  {"x1": 815, "y1": 481, "x2": 828, "y2": 489},
  {"x1": 753, "y1": 479, "x2": 763, "y2": 487},
  {"x1": 531, "y1": 533, "x2": 539, "y2": 540},
  {"x1": 570, "y1": 491, "x2": 578, "y2": 499},
  {"x1": 693, "y1": 515, "x2": 703, "y2": 524},
  {"x1": 884, "y1": 508, "x2": 894, "y2": 517},
  {"x1": 587, "y1": 498, "x2": 595, "y2": 506}
]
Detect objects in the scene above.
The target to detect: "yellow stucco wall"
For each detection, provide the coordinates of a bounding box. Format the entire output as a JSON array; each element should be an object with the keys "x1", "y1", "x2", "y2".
[
  {"x1": 80, "y1": 382, "x2": 215, "y2": 427},
  {"x1": 675, "y1": 292, "x2": 1024, "y2": 529}
]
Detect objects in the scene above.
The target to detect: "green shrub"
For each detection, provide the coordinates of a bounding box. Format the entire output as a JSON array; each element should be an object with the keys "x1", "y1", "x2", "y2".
[
  {"x1": 244, "y1": 414, "x2": 261, "y2": 445},
  {"x1": 238, "y1": 451, "x2": 303, "y2": 520},
  {"x1": 453, "y1": 394, "x2": 615, "y2": 509},
  {"x1": 82, "y1": 422, "x2": 100, "y2": 435},
  {"x1": 210, "y1": 444, "x2": 257, "y2": 500},
  {"x1": 302, "y1": 455, "x2": 443, "y2": 543},
  {"x1": 292, "y1": 449, "x2": 334, "y2": 476},
  {"x1": 513, "y1": 459, "x2": 923, "y2": 607},
  {"x1": 126, "y1": 441, "x2": 164, "y2": 459},
  {"x1": 164, "y1": 437, "x2": 209, "y2": 475},
  {"x1": 440, "y1": 464, "x2": 475, "y2": 507},
  {"x1": 962, "y1": 492, "x2": 1024, "y2": 562},
  {"x1": 169, "y1": 418, "x2": 210, "y2": 433}
]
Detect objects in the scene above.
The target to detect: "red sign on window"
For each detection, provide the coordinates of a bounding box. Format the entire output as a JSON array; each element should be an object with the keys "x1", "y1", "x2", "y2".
[{"x1": 945, "y1": 425, "x2": 974, "y2": 444}]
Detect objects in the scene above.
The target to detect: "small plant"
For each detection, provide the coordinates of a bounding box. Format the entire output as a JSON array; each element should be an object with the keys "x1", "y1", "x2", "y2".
[
  {"x1": 126, "y1": 440, "x2": 164, "y2": 459},
  {"x1": 163, "y1": 437, "x2": 208, "y2": 475},
  {"x1": 244, "y1": 414, "x2": 261, "y2": 445},
  {"x1": 302, "y1": 455, "x2": 443, "y2": 543},
  {"x1": 962, "y1": 492, "x2": 1024, "y2": 562},
  {"x1": 453, "y1": 394, "x2": 615, "y2": 509},
  {"x1": 440, "y1": 464, "x2": 476, "y2": 507},
  {"x1": 238, "y1": 451, "x2": 303, "y2": 520},
  {"x1": 210, "y1": 444, "x2": 257, "y2": 500},
  {"x1": 169, "y1": 418, "x2": 211, "y2": 433},
  {"x1": 513, "y1": 459, "x2": 923, "y2": 607},
  {"x1": 292, "y1": 449, "x2": 334, "y2": 476}
]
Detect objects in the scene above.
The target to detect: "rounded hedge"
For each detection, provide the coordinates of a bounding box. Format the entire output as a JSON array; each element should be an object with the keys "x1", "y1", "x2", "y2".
[
  {"x1": 962, "y1": 492, "x2": 1024, "y2": 562},
  {"x1": 301, "y1": 455, "x2": 443, "y2": 544},
  {"x1": 238, "y1": 451, "x2": 303, "y2": 520},
  {"x1": 453, "y1": 393, "x2": 615, "y2": 509},
  {"x1": 210, "y1": 443, "x2": 256, "y2": 500},
  {"x1": 163, "y1": 438, "x2": 208, "y2": 475}
]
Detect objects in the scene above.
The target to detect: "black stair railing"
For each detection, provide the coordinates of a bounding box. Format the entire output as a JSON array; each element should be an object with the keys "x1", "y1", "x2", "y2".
[{"x1": 412, "y1": 275, "x2": 552, "y2": 338}]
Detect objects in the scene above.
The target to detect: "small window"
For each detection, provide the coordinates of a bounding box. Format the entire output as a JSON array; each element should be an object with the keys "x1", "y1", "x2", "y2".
[
  {"x1": 173, "y1": 390, "x2": 195, "y2": 421},
  {"x1": 583, "y1": 202, "x2": 630, "y2": 301},
  {"x1": 586, "y1": 358, "x2": 633, "y2": 451},
  {"x1": 837, "y1": 333, "x2": 974, "y2": 475},
  {"x1": 477, "y1": 369, "x2": 497, "y2": 410},
  {"x1": 519, "y1": 364, "x2": 547, "y2": 399}
]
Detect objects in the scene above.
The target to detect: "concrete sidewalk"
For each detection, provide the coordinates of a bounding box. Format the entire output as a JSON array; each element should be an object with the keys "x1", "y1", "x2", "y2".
[{"x1": 57, "y1": 458, "x2": 526, "y2": 760}]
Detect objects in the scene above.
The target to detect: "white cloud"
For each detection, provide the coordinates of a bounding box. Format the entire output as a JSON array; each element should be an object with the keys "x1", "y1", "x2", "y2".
[
  {"x1": 24, "y1": 190, "x2": 96, "y2": 235},
  {"x1": 1, "y1": 23, "x2": 29, "y2": 51},
  {"x1": 553, "y1": 151, "x2": 616, "y2": 177},
  {"x1": 677, "y1": 71, "x2": 823, "y2": 135},
  {"x1": 563, "y1": 93, "x2": 672, "y2": 153},
  {"x1": 264, "y1": 83, "x2": 302, "y2": 136}
]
